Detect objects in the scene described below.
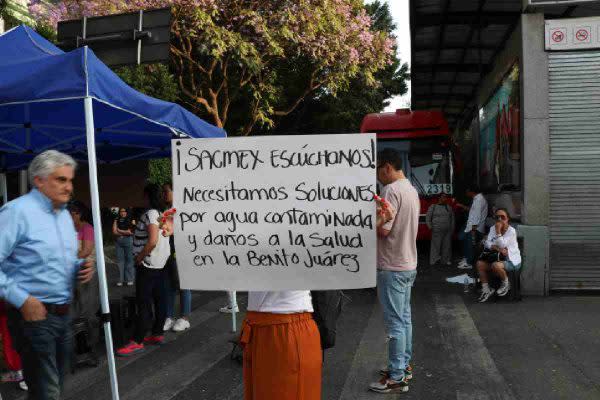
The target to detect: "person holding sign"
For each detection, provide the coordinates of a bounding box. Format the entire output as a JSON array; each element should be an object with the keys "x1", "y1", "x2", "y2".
[
  {"x1": 240, "y1": 291, "x2": 321, "y2": 400},
  {"x1": 370, "y1": 149, "x2": 420, "y2": 395}
]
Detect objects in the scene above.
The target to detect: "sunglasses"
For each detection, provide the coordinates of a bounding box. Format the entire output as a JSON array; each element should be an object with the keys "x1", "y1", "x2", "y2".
[{"x1": 494, "y1": 214, "x2": 508, "y2": 221}]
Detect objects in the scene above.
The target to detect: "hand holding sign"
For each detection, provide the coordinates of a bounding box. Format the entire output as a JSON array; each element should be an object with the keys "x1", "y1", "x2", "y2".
[{"x1": 160, "y1": 208, "x2": 177, "y2": 237}]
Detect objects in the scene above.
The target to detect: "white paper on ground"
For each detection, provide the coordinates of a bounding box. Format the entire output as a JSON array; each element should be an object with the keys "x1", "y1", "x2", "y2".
[{"x1": 446, "y1": 274, "x2": 475, "y2": 284}]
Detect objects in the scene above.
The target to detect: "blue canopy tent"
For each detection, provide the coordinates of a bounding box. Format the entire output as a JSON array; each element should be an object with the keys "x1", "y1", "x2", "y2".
[{"x1": 0, "y1": 25, "x2": 226, "y2": 400}]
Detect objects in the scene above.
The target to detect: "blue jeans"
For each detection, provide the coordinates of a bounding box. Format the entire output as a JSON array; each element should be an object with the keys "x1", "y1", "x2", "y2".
[
  {"x1": 166, "y1": 287, "x2": 192, "y2": 318},
  {"x1": 377, "y1": 269, "x2": 417, "y2": 382},
  {"x1": 7, "y1": 308, "x2": 72, "y2": 400},
  {"x1": 115, "y1": 236, "x2": 135, "y2": 283},
  {"x1": 462, "y1": 231, "x2": 483, "y2": 265}
]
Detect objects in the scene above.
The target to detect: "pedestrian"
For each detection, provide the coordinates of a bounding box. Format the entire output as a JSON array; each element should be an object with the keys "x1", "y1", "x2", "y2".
[
  {"x1": 456, "y1": 186, "x2": 488, "y2": 270},
  {"x1": 0, "y1": 150, "x2": 95, "y2": 400},
  {"x1": 68, "y1": 200, "x2": 101, "y2": 346},
  {"x1": 476, "y1": 208, "x2": 521, "y2": 302},
  {"x1": 113, "y1": 207, "x2": 136, "y2": 287},
  {"x1": 220, "y1": 291, "x2": 239, "y2": 313},
  {"x1": 161, "y1": 182, "x2": 191, "y2": 332},
  {"x1": 116, "y1": 184, "x2": 170, "y2": 356},
  {"x1": 426, "y1": 193, "x2": 455, "y2": 266},
  {"x1": 0, "y1": 300, "x2": 28, "y2": 391},
  {"x1": 369, "y1": 148, "x2": 420, "y2": 394},
  {"x1": 240, "y1": 291, "x2": 321, "y2": 400}
]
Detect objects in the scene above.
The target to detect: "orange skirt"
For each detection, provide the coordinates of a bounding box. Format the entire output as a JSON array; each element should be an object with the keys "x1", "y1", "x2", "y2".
[{"x1": 240, "y1": 311, "x2": 322, "y2": 400}]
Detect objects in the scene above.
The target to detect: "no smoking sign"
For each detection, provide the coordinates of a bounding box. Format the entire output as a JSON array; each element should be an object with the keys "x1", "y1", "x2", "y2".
[{"x1": 575, "y1": 27, "x2": 591, "y2": 43}]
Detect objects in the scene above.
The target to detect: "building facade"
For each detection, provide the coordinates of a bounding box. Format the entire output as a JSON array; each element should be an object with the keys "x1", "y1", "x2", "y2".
[{"x1": 410, "y1": 0, "x2": 600, "y2": 294}]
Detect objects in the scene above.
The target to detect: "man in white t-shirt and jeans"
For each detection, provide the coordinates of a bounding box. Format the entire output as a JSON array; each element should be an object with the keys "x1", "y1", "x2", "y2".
[{"x1": 369, "y1": 149, "x2": 420, "y2": 394}]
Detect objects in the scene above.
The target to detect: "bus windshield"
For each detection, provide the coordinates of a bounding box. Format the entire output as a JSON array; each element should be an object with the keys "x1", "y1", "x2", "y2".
[{"x1": 378, "y1": 138, "x2": 452, "y2": 196}]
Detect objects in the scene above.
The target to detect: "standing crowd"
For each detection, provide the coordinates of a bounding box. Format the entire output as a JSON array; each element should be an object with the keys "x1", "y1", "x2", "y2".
[{"x1": 0, "y1": 148, "x2": 522, "y2": 399}]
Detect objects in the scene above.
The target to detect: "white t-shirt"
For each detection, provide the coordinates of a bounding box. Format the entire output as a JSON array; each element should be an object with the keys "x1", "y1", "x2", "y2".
[
  {"x1": 247, "y1": 291, "x2": 313, "y2": 314},
  {"x1": 133, "y1": 209, "x2": 170, "y2": 269},
  {"x1": 484, "y1": 225, "x2": 521, "y2": 265},
  {"x1": 465, "y1": 193, "x2": 488, "y2": 233}
]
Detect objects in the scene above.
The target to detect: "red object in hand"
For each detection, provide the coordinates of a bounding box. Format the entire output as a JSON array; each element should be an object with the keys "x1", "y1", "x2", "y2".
[{"x1": 161, "y1": 208, "x2": 177, "y2": 224}]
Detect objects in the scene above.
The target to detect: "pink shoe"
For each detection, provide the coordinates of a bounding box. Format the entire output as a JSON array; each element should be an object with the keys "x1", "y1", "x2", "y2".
[{"x1": 116, "y1": 341, "x2": 145, "y2": 357}]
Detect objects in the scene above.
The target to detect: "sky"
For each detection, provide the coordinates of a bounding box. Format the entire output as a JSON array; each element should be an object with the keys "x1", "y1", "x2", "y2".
[{"x1": 373, "y1": 0, "x2": 411, "y2": 112}]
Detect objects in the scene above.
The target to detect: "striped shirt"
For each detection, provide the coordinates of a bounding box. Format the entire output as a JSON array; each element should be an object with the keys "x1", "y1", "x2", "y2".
[{"x1": 133, "y1": 209, "x2": 160, "y2": 256}]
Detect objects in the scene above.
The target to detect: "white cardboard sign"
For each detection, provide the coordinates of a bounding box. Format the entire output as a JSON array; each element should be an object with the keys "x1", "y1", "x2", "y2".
[{"x1": 172, "y1": 134, "x2": 377, "y2": 290}]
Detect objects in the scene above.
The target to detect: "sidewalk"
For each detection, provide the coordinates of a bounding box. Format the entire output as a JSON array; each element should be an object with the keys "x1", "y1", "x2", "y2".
[{"x1": 1, "y1": 253, "x2": 599, "y2": 399}]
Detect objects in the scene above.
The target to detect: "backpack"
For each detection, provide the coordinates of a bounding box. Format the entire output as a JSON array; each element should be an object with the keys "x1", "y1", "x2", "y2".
[{"x1": 311, "y1": 290, "x2": 348, "y2": 350}]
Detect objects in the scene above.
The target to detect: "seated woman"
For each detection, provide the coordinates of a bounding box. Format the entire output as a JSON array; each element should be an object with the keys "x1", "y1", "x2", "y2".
[{"x1": 477, "y1": 208, "x2": 521, "y2": 303}]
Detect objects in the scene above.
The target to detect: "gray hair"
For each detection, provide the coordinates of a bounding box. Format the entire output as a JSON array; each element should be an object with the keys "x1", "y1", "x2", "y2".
[{"x1": 28, "y1": 150, "x2": 77, "y2": 185}]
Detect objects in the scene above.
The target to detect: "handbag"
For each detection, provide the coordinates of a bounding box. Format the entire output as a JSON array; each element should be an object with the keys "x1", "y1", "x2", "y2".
[{"x1": 478, "y1": 250, "x2": 507, "y2": 264}]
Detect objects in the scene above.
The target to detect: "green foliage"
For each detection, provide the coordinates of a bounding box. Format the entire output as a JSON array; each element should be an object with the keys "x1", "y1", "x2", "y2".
[
  {"x1": 148, "y1": 158, "x2": 172, "y2": 186},
  {"x1": 115, "y1": 64, "x2": 180, "y2": 103},
  {"x1": 115, "y1": 64, "x2": 179, "y2": 185},
  {"x1": 272, "y1": 0, "x2": 409, "y2": 134}
]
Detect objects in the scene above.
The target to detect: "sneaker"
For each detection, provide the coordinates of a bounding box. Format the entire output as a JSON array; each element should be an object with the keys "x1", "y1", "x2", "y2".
[
  {"x1": 478, "y1": 288, "x2": 495, "y2": 303},
  {"x1": 457, "y1": 258, "x2": 468, "y2": 267},
  {"x1": 497, "y1": 280, "x2": 511, "y2": 297},
  {"x1": 163, "y1": 317, "x2": 174, "y2": 331},
  {"x1": 172, "y1": 318, "x2": 191, "y2": 332},
  {"x1": 18, "y1": 380, "x2": 28, "y2": 391},
  {"x1": 116, "y1": 341, "x2": 144, "y2": 357},
  {"x1": 369, "y1": 376, "x2": 409, "y2": 394},
  {"x1": 1, "y1": 370, "x2": 23, "y2": 383},
  {"x1": 219, "y1": 305, "x2": 239, "y2": 313},
  {"x1": 378, "y1": 364, "x2": 413, "y2": 381},
  {"x1": 457, "y1": 263, "x2": 472, "y2": 270},
  {"x1": 143, "y1": 335, "x2": 165, "y2": 345},
  {"x1": 116, "y1": 282, "x2": 123, "y2": 287},
  {"x1": 127, "y1": 281, "x2": 134, "y2": 286}
]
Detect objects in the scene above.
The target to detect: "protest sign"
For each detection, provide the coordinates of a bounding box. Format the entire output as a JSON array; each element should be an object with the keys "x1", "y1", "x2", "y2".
[{"x1": 172, "y1": 134, "x2": 377, "y2": 290}]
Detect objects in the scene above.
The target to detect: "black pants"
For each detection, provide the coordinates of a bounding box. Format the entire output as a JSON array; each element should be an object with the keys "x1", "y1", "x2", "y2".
[{"x1": 134, "y1": 266, "x2": 167, "y2": 343}]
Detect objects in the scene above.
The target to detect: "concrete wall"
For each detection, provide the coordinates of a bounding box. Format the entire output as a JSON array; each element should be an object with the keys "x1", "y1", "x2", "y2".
[{"x1": 73, "y1": 160, "x2": 150, "y2": 209}]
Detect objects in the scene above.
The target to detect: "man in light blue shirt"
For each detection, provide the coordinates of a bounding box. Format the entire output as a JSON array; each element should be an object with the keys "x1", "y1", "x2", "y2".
[{"x1": 0, "y1": 150, "x2": 95, "y2": 400}]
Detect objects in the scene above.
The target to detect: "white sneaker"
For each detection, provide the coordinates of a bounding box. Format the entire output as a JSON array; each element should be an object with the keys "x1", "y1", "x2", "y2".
[
  {"x1": 219, "y1": 305, "x2": 239, "y2": 313},
  {"x1": 19, "y1": 380, "x2": 28, "y2": 391},
  {"x1": 457, "y1": 263, "x2": 472, "y2": 270},
  {"x1": 163, "y1": 317, "x2": 174, "y2": 331},
  {"x1": 478, "y1": 288, "x2": 495, "y2": 303},
  {"x1": 1, "y1": 370, "x2": 23, "y2": 383},
  {"x1": 497, "y1": 281, "x2": 511, "y2": 297},
  {"x1": 172, "y1": 318, "x2": 191, "y2": 332},
  {"x1": 457, "y1": 258, "x2": 467, "y2": 267}
]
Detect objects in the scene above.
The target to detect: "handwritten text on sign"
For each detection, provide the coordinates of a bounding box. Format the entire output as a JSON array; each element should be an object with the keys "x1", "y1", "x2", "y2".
[{"x1": 172, "y1": 134, "x2": 377, "y2": 290}]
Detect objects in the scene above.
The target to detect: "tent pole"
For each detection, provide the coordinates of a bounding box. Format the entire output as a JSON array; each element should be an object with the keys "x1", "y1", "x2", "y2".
[
  {"x1": 0, "y1": 173, "x2": 7, "y2": 205},
  {"x1": 84, "y1": 96, "x2": 120, "y2": 400}
]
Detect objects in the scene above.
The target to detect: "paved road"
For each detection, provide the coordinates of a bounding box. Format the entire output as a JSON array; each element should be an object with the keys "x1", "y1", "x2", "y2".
[{"x1": 3, "y1": 258, "x2": 600, "y2": 399}]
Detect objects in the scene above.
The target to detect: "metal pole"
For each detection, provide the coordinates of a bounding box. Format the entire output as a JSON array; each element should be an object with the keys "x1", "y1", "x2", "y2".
[
  {"x1": 232, "y1": 308, "x2": 237, "y2": 333},
  {"x1": 137, "y1": 11, "x2": 143, "y2": 65},
  {"x1": 0, "y1": 173, "x2": 7, "y2": 205},
  {"x1": 18, "y1": 170, "x2": 27, "y2": 196},
  {"x1": 84, "y1": 96, "x2": 120, "y2": 400}
]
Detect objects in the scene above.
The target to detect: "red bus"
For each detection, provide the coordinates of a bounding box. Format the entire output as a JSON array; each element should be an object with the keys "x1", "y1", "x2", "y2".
[{"x1": 360, "y1": 109, "x2": 455, "y2": 240}]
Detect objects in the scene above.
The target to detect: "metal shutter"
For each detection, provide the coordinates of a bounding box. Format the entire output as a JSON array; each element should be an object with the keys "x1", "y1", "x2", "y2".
[{"x1": 549, "y1": 51, "x2": 600, "y2": 290}]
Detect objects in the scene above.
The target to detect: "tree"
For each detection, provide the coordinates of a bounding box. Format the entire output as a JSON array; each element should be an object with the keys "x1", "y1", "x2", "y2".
[
  {"x1": 272, "y1": 0, "x2": 409, "y2": 134},
  {"x1": 29, "y1": 0, "x2": 396, "y2": 135}
]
